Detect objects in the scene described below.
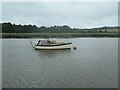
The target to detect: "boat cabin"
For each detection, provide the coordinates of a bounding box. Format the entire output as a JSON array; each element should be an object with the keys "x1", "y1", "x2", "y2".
[{"x1": 36, "y1": 40, "x2": 55, "y2": 45}]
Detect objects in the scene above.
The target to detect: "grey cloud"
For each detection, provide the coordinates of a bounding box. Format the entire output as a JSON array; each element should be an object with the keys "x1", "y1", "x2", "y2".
[{"x1": 1, "y1": 2, "x2": 118, "y2": 28}]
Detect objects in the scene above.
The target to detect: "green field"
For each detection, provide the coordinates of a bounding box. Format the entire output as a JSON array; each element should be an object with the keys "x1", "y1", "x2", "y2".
[{"x1": 0, "y1": 33, "x2": 119, "y2": 38}]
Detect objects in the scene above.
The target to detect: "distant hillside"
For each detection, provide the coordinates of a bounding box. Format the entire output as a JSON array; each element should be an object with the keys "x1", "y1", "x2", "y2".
[{"x1": 1, "y1": 22, "x2": 119, "y2": 33}]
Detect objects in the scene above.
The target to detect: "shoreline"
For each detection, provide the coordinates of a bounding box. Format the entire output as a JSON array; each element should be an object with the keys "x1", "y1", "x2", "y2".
[
  {"x1": 0, "y1": 33, "x2": 119, "y2": 38},
  {"x1": 1, "y1": 37, "x2": 119, "y2": 40}
]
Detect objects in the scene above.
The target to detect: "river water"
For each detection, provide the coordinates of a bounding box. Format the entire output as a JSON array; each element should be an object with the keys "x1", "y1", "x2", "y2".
[{"x1": 2, "y1": 38, "x2": 118, "y2": 88}]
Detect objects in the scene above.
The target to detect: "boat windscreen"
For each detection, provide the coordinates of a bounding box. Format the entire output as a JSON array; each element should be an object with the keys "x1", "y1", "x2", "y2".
[{"x1": 40, "y1": 40, "x2": 48, "y2": 45}]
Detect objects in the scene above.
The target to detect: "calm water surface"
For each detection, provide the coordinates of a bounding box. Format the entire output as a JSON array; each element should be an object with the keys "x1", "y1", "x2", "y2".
[{"x1": 2, "y1": 38, "x2": 118, "y2": 88}]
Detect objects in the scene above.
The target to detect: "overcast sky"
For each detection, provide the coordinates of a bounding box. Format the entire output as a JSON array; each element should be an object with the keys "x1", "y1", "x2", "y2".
[{"x1": 1, "y1": 1, "x2": 118, "y2": 28}]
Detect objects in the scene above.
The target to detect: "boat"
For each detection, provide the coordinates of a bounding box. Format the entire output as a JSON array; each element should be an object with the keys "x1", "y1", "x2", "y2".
[{"x1": 31, "y1": 39, "x2": 72, "y2": 50}]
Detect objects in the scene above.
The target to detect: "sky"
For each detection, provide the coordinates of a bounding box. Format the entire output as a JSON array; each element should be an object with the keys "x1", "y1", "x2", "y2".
[{"x1": 1, "y1": 1, "x2": 119, "y2": 28}]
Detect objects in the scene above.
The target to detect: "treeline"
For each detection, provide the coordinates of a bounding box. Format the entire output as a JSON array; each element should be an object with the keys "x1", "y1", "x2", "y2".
[{"x1": 1, "y1": 22, "x2": 119, "y2": 33}]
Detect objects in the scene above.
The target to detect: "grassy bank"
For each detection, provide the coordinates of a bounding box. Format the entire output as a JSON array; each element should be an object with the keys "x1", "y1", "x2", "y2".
[{"x1": 0, "y1": 33, "x2": 119, "y2": 38}]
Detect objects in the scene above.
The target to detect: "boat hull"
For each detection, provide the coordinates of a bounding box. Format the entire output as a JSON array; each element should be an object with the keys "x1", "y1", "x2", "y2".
[{"x1": 35, "y1": 44, "x2": 72, "y2": 50}]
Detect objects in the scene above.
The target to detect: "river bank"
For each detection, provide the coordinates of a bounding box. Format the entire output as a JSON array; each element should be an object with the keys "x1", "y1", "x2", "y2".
[{"x1": 1, "y1": 33, "x2": 119, "y2": 38}]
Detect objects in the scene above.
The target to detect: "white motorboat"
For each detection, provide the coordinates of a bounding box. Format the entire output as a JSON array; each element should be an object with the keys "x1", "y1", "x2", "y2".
[{"x1": 31, "y1": 39, "x2": 72, "y2": 50}]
